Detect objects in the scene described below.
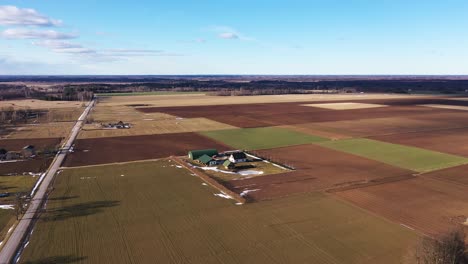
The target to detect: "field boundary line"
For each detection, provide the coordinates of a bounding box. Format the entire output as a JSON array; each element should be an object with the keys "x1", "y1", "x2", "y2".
[
  {"x1": 60, "y1": 158, "x2": 167, "y2": 169},
  {"x1": 326, "y1": 174, "x2": 416, "y2": 193},
  {"x1": 170, "y1": 156, "x2": 246, "y2": 204}
]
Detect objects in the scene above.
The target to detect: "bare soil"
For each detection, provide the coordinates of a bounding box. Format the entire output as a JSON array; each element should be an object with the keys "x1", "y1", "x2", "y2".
[
  {"x1": 224, "y1": 144, "x2": 413, "y2": 201},
  {"x1": 335, "y1": 177, "x2": 468, "y2": 236},
  {"x1": 63, "y1": 133, "x2": 231, "y2": 167}
]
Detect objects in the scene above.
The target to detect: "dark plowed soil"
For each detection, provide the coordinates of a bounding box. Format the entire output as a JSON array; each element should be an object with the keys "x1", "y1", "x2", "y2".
[
  {"x1": 0, "y1": 157, "x2": 53, "y2": 175},
  {"x1": 224, "y1": 144, "x2": 413, "y2": 201},
  {"x1": 138, "y1": 101, "x2": 457, "y2": 128},
  {"x1": 422, "y1": 163, "x2": 468, "y2": 186},
  {"x1": 0, "y1": 137, "x2": 62, "y2": 151},
  {"x1": 63, "y1": 133, "x2": 230, "y2": 167}
]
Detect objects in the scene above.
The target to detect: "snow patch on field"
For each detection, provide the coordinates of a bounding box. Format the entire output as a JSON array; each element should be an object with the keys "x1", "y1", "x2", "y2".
[
  {"x1": 213, "y1": 191, "x2": 233, "y2": 200},
  {"x1": 0, "y1": 160, "x2": 24, "y2": 163},
  {"x1": 238, "y1": 170, "x2": 264, "y2": 176},
  {"x1": 240, "y1": 189, "x2": 260, "y2": 197},
  {"x1": 198, "y1": 166, "x2": 236, "y2": 174},
  {"x1": 0, "y1": 204, "x2": 14, "y2": 210},
  {"x1": 175, "y1": 165, "x2": 182, "y2": 169},
  {"x1": 201, "y1": 183, "x2": 208, "y2": 186}
]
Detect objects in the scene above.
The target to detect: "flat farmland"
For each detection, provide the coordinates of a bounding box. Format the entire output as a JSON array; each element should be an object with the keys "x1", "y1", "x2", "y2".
[
  {"x1": 64, "y1": 133, "x2": 230, "y2": 167},
  {"x1": 19, "y1": 160, "x2": 416, "y2": 264},
  {"x1": 336, "y1": 177, "x2": 468, "y2": 236},
  {"x1": 144, "y1": 103, "x2": 450, "y2": 128},
  {"x1": 0, "y1": 99, "x2": 82, "y2": 110},
  {"x1": 0, "y1": 157, "x2": 53, "y2": 175},
  {"x1": 80, "y1": 118, "x2": 235, "y2": 139},
  {"x1": 200, "y1": 127, "x2": 327, "y2": 150},
  {"x1": 1, "y1": 122, "x2": 74, "y2": 139},
  {"x1": 0, "y1": 175, "x2": 38, "y2": 240},
  {"x1": 371, "y1": 127, "x2": 468, "y2": 157},
  {"x1": 289, "y1": 116, "x2": 461, "y2": 138},
  {"x1": 318, "y1": 138, "x2": 468, "y2": 172},
  {"x1": 99, "y1": 93, "x2": 426, "y2": 107},
  {"x1": 225, "y1": 144, "x2": 414, "y2": 201},
  {"x1": 422, "y1": 164, "x2": 468, "y2": 186},
  {"x1": 0, "y1": 137, "x2": 61, "y2": 151}
]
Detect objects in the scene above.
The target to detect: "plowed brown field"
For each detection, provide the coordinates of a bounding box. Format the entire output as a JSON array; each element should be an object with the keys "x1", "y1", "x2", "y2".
[
  {"x1": 63, "y1": 133, "x2": 230, "y2": 167},
  {"x1": 371, "y1": 127, "x2": 468, "y2": 157},
  {"x1": 336, "y1": 177, "x2": 468, "y2": 236},
  {"x1": 224, "y1": 144, "x2": 414, "y2": 201},
  {"x1": 0, "y1": 157, "x2": 53, "y2": 175},
  {"x1": 422, "y1": 164, "x2": 468, "y2": 186},
  {"x1": 140, "y1": 102, "x2": 458, "y2": 128},
  {"x1": 0, "y1": 137, "x2": 62, "y2": 151}
]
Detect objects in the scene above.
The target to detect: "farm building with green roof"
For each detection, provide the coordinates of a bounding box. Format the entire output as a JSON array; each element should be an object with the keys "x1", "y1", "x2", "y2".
[
  {"x1": 197, "y1": 154, "x2": 219, "y2": 166},
  {"x1": 188, "y1": 149, "x2": 218, "y2": 160}
]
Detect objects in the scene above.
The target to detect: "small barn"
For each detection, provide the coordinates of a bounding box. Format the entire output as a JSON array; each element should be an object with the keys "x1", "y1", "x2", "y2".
[
  {"x1": 188, "y1": 149, "x2": 218, "y2": 160},
  {"x1": 223, "y1": 160, "x2": 235, "y2": 170},
  {"x1": 197, "y1": 154, "x2": 219, "y2": 166},
  {"x1": 229, "y1": 152, "x2": 247, "y2": 163},
  {"x1": 22, "y1": 145, "x2": 36, "y2": 158}
]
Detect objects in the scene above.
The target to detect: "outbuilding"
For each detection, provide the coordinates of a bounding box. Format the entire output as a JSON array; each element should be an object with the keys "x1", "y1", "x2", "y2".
[
  {"x1": 197, "y1": 154, "x2": 218, "y2": 166},
  {"x1": 22, "y1": 145, "x2": 36, "y2": 158},
  {"x1": 229, "y1": 152, "x2": 247, "y2": 163},
  {"x1": 223, "y1": 160, "x2": 236, "y2": 170},
  {"x1": 188, "y1": 149, "x2": 218, "y2": 160}
]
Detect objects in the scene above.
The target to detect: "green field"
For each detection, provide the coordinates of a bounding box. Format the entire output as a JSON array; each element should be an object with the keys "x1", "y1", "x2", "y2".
[
  {"x1": 96, "y1": 91, "x2": 206, "y2": 96},
  {"x1": 200, "y1": 127, "x2": 328, "y2": 150},
  {"x1": 20, "y1": 160, "x2": 416, "y2": 264},
  {"x1": 0, "y1": 175, "x2": 38, "y2": 240},
  {"x1": 318, "y1": 138, "x2": 468, "y2": 172}
]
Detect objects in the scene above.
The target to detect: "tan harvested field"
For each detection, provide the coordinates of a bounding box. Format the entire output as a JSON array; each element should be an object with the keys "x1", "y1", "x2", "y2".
[
  {"x1": 19, "y1": 160, "x2": 417, "y2": 264},
  {"x1": 1, "y1": 122, "x2": 73, "y2": 139},
  {"x1": 421, "y1": 104, "x2": 468, "y2": 111},
  {"x1": 302, "y1": 102, "x2": 387, "y2": 110},
  {"x1": 0, "y1": 99, "x2": 82, "y2": 110},
  {"x1": 99, "y1": 93, "x2": 431, "y2": 107},
  {"x1": 336, "y1": 177, "x2": 468, "y2": 236},
  {"x1": 225, "y1": 144, "x2": 414, "y2": 201},
  {"x1": 371, "y1": 127, "x2": 468, "y2": 157},
  {"x1": 80, "y1": 118, "x2": 235, "y2": 139},
  {"x1": 64, "y1": 133, "x2": 231, "y2": 167}
]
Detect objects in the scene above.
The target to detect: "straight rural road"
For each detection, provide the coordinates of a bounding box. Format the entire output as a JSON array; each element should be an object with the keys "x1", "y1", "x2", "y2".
[{"x1": 0, "y1": 99, "x2": 96, "y2": 264}]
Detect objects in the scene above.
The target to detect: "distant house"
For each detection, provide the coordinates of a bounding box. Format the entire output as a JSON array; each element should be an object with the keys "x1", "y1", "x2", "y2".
[
  {"x1": 197, "y1": 154, "x2": 219, "y2": 166},
  {"x1": 103, "y1": 121, "x2": 131, "y2": 129},
  {"x1": 229, "y1": 152, "x2": 247, "y2": 163},
  {"x1": 22, "y1": 145, "x2": 36, "y2": 158},
  {"x1": 188, "y1": 149, "x2": 218, "y2": 160},
  {"x1": 5, "y1": 151, "x2": 21, "y2": 160}
]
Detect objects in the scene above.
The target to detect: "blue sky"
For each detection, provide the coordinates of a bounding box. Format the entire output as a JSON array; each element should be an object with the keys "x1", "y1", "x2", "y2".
[{"x1": 0, "y1": 0, "x2": 467, "y2": 75}]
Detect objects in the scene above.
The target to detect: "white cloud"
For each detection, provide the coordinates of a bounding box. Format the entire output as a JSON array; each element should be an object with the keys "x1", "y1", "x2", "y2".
[
  {"x1": 2, "y1": 28, "x2": 77, "y2": 40},
  {"x1": 33, "y1": 40, "x2": 95, "y2": 54},
  {"x1": 218, "y1": 32, "x2": 239, "y2": 39},
  {"x1": 0, "y1": 5, "x2": 61, "y2": 27},
  {"x1": 208, "y1": 25, "x2": 252, "y2": 41}
]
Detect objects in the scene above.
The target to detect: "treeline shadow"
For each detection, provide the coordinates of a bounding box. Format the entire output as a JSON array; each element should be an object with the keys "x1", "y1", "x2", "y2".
[
  {"x1": 48, "y1": 195, "x2": 80, "y2": 201},
  {"x1": 23, "y1": 255, "x2": 87, "y2": 264},
  {"x1": 42, "y1": 200, "x2": 120, "y2": 222}
]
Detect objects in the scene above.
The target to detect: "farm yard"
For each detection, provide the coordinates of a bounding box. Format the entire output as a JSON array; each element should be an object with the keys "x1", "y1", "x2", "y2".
[
  {"x1": 19, "y1": 160, "x2": 416, "y2": 264},
  {"x1": 6, "y1": 92, "x2": 468, "y2": 263}
]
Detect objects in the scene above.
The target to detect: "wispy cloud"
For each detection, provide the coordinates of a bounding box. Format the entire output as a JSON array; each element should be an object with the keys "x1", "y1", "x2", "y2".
[
  {"x1": 32, "y1": 40, "x2": 95, "y2": 54},
  {"x1": 218, "y1": 32, "x2": 239, "y2": 39},
  {"x1": 2, "y1": 28, "x2": 77, "y2": 40},
  {"x1": 209, "y1": 26, "x2": 252, "y2": 41},
  {"x1": 0, "y1": 5, "x2": 61, "y2": 27}
]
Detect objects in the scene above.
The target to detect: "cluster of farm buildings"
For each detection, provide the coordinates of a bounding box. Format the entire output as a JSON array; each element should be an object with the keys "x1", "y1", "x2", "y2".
[
  {"x1": 0, "y1": 145, "x2": 36, "y2": 161},
  {"x1": 188, "y1": 149, "x2": 247, "y2": 169}
]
